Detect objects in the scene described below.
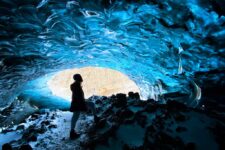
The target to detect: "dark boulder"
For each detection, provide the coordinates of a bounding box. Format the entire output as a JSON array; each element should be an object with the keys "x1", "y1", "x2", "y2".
[
  {"x1": 95, "y1": 118, "x2": 107, "y2": 129},
  {"x1": 41, "y1": 120, "x2": 51, "y2": 126},
  {"x1": 185, "y1": 142, "x2": 196, "y2": 150},
  {"x1": 27, "y1": 134, "x2": 37, "y2": 142},
  {"x1": 16, "y1": 124, "x2": 25, "y2": 130},
  {"x1": 2, "y1": 143, "x2": 12, "y2": 150},
  {"x1": 49, "y1": 124, "x2": 57, "y2": 129},
  {"x1": 128, "y1": 92, "x2": 135, "y2": 99},
  {"x1": 166, "y1": 100, "x2": 187, "y2": 110},
  {"x1": 117, "y1": 108, "x2": 134, "y2": 120},
  {"x1": 136, "y1": 114, "x2": 147, "y2": 128},
  {"x1": 134, "y1": 92, "x2": 140, "y2": 99},
  {"x1": 176, "y1": 126, "x2": 187, "y2": 132},
  {"x1": 19, "y1": 144, "x2": 32, "y2": 150},
  {"x1": 128, "y1": 92, "x2": 140, "y2": 100},
  {"x1": 174, "y1": 113, "x2": 187, "y2": 122},
  {"x1": 113, "y1": 93, "x2": 127, "y2": 107}
]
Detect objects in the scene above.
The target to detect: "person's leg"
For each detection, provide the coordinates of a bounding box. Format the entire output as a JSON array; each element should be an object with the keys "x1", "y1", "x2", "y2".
[{"x1": 71, "y1": 112, "x2": 80, "y2": 131}]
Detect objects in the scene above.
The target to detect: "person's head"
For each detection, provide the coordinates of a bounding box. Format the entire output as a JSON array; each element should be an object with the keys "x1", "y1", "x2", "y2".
[{"x1": 73, "y1": 74, "x2": 83, "y2": 83}]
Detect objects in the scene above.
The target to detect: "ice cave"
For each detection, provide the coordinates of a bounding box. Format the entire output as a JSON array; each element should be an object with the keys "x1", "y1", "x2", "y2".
[{"x1": 0, "y1": 0, "x2": 225, "y2": 149}]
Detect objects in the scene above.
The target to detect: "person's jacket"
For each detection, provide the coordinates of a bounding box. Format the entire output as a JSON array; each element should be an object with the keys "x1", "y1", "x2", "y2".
[{"x1": 70, "y1": 82, "x2": 87, "y2": 112}]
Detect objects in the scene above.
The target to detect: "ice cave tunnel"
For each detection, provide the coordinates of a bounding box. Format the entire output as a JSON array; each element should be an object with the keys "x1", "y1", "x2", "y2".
[{"x1": 0, "y1": 0, "x2": 225, "y2": 149}]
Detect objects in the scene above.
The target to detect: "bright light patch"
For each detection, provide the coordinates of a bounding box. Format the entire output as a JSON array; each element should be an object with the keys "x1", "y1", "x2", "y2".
[{"x1": 48, "y1": 67, "x2": 140, "y2": 101}]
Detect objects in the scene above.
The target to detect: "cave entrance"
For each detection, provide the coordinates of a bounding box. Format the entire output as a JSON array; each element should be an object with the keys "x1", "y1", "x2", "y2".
[{"x1": 48, "y1": 67, "x2": 140, "y2": 101}]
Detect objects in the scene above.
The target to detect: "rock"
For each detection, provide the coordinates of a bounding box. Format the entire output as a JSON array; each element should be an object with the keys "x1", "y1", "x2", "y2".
[
  {"x1": 95, "y1": 99, "x2": 102, "y2": 105},
  {"x1": 134, "y1": 92, "x2": 140, "y2": 99},
  {"x1": 174, "y1": 113, "x2": 186, "y2": 122},
  {"x1": 116, "y1": 108, "x2": 134, "y2": 122},
  {"x1": 147, "y1": 99, "x2": 155, "y2": 103},
  {"x1": 2, "y1": 143, "x2": 12, "y2": 150},
  {"x1": 128, "y1": 92, "x2": 140, "y2": 100},
  {"x1": 102, "y1": 96, "x2": 107, "y2": 100},
  {"x1": 145, "y1": 103, "x2": 158, "y2": 113},
  {"x1": 122, "y1": 144, "x2": 130, "y2": 150},
  {"x1": 27, "y1": 134, "x2": 37, "y2": 142},
  {"x1": 186, "y1": 142, "x2": 196, "y2": 150},
  {"x1": 166, "y1": 100, "x2": 187, "y2": 110},
  {"x1": 22, "y1": 123, "x2": 47, "y2": 142},
  {"x1": 4, "y1": 92, "x2": 222, "y2": 149},
  {"x1": 116, "y1": 93, "x2": 127, "y2": 100},
  {"x1": 49, "y1": 124, "x2": 57, "y2": 129},
  {"x1": 95, "y1": 119, "x2": 107, "y2": 129},
  {"x1": 155, "y1": 132, "x2": 185, "y2": 149},
  {"x1": 146, "y1": 125, "x2": 156, "y2": 133},
  {"x1": 19, "y1": 144, "x2": 32, "y2": 150},
  {"x1": 16, "y1": 124, "x2": 25, "y2": 130},
  {"x1": 176, "y1": 126, "x2": 187, "y2": 132},
  {"x1": 51, "y1": 114, "x2": 56, "y2": 120},
  {"x1": 22, "y1": 126, "x2": 38, "y2": 142},
  {"x1": 134, "y1": 100, "x2": 148, "y2": 107},
  {"x1": 164, "y1": 92, "x2": 188, "y2": 99},
  {"x1": 83, "y1": 125, "x2": 118, "y2": 149},
  {"x1": 209, "y1": 123, "x2": 225, "y2": 150},
  {"x1": 22, "y1": 126, "x2": 35, "y2": 139},
  {"x1": 41, "y1": 120, "x2": 51, "y2": 126},
  {"x1": 128, "y1": 91, "x2": 135, "y2": 99},
  {"x1": 166, "y1": 128, "x2": 173, "y2": 133},
  {"x1": 37, "y1": 125, "x2": 47, "y2": 134},
  {"x1": 30, "y1": 114, "x2": 39, "y2": 120},
  {"x1": 2, "y1": 128, "x2": 14, "y2": 133},
  {"x1": 111, "y1": 94, "x2": 116, "y2": 99},
  {"x1": 136, "y1": 114, "x2": 147, "y2": 128},
  {"x1": 113, "y1": 93, "x2": 127, "y2": 107},
  {"x1": 62, "y1": 137, "x2": 66, "y2": 141},
  {"x1": 102, "y1": 107, "x2": 114, "y2": 117}
]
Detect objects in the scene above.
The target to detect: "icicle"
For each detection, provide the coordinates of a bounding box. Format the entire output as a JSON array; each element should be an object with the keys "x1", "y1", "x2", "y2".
[
  {"x1": 149, "y1": 80, "x2": 164, "y2": 101},
  {"x1": 178, "y1": 46, "x2": 184, "y2": 54},
  {"x1": 189, "y1": 80, "x2": 202, "y2": 107},
  {"x1": 178, "y1": 45, "x2": 184, "y2": 74},
  {"x1": 149, "y1": 86, "x2": 155, "y2": 100},
  {"x1": 37, "y1": 0, "x2": 49, "y2": 9},
  {"x1": 178, "y1": 56, "x2": 183, "y2": 74},
  {"x1": 193, "y1": 81, "x2": 202, "y2": 101},
  {"x1": 156, "y1": 80, "x2": 163, "y2": 96}
]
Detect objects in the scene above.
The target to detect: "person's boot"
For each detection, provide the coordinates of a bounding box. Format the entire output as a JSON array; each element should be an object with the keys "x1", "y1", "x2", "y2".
[
  {"x1": 94, "y1": 115, "x2": 100, "y2": 123},
  {"x1": 70, "y1": 129, "x2": 79, "y2": 140}
]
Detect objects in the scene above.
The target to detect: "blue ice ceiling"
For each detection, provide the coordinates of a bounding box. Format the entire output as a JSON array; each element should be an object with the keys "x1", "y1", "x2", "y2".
[{"x1": 0, "y1": 0, "x2": 225, "y2": 108}]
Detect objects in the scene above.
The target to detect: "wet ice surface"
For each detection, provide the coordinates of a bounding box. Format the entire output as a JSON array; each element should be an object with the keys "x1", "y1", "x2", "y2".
[
  {"x1": 0, "y1": 131, "x2": 22, "y2": 148},
  {"x1": 0, "y1": 0, "x2": 225, "y2": 108}
]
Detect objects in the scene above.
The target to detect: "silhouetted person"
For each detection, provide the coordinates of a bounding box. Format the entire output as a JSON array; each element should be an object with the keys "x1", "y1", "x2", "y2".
[{"x1": 70, "y1": 74, "x2": 99, "y2": 139}]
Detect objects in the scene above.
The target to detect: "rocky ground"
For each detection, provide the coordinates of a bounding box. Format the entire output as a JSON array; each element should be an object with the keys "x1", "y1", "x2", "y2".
[{"x1": 1, "y1": 92, "x2": 225, "y2": 150}]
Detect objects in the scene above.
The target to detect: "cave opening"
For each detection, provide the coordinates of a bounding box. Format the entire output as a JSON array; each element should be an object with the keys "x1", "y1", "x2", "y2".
[{"x1": 0, "y1": 0, "x2": 225, "y2": 149}]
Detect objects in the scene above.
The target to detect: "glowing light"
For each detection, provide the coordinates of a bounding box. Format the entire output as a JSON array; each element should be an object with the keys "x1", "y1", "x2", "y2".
[{"x1": 48, "y1": 67, "x2": 140, "y2": 101}]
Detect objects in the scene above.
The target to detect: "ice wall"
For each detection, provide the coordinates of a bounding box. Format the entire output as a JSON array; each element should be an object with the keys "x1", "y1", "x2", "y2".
[{"x1": 0, "y1": 0, "x2": 224, "y2": 108}]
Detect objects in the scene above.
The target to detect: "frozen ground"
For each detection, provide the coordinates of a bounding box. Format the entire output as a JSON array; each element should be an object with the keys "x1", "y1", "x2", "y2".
[
  {"x1": 1, "y1": 95, "x2": 224, "y2": 150},
  {"x1": 0, "y1": 0, "x2": 225, "y2": 109}
]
